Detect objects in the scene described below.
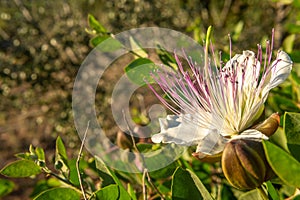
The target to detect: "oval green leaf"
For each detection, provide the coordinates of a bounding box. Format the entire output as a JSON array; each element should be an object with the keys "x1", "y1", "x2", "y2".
[
  {"x1": 33, "y1": 187, "x2": 80, "y2": 200},
  {"x1": 187, "y1": 169, "x2": 214, "y2": 200},
  {"x1": 0, "y1": 160, "x2": 41, "y2": 178},
  {"x1": 172, "y1": 167, "x2": 203, "y2": 200},
  {"x1": 125, "y1": 58, "x2": 159, "y2": 86},
  {"x1": 172, "y1": 167, "x2": 214, "y2": 200},
  {"x1": 94, "y1": 157, "x2": 131, "y2": 199},
  {"x1": 56, "y1": 136, "x2": 68, "y2": 160},
  {"x1": 284, "y1": 112, "x2": 300, "y2": 145},
  {"x1": 94, "y1": 184, "x2": 119, "y2": 200},
  {"x1": 263, "y1": 141, "x2": 300, "y2": 187}
]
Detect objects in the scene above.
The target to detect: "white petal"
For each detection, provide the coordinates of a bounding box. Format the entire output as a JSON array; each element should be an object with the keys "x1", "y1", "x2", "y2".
[
  {"x1": 230, "y1": 129, "x2": 268, "y2": 141},
  {"x1": 262, "y1": 51, "x2": 293, "y2": 99},
  {"x1": 241, "y1": 50, "x2": 260, "y2": 89},
  {"x1": 151, "y1": 114, "x2": 211, "y2": 146},
  {"x1": 196, "y1": 129, "x2": 229, "y2": 155}
]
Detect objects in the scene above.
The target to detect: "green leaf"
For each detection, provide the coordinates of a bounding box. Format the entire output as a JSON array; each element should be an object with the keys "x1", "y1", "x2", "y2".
[
  {"x1": 67, "y1": 159, "x2": 88, "y2": 186},
  {"x1": 269, "y1": 127, "x2": 288, "y2": 152},
  {"x1": 33, "y1": 187, "x2": 80, "y2": 200},
  {"x1": 15, "y1": 146, "x2": 46, "y2": 167},
  {"x1": 15, "y1": 152, "x2": 35, "y2": 160},
  {"x1": 93, "y1": 36, "x2": 123, "y2": 52},
  {"x1": 291, "y1": 71, "x2": 300, "y2": 103},
  {"x1": 90, "y1": 35, "x2": 109, "y2": 47},
  {"x1": 95, "y1": 157, "x2": 120, "y2": 185},
  {"x1": 35, "y1": 147, "x2": 45, "y2": 161},
  {"x1": 55, "y1": 136, "x2": 69, "y2": 175},
  {"x1": 118, "y1": 186, "x2": 132, "y2": 200},
  {"x1": 0, "y1": 178, "x2": 14, "y2": 197},
  {"x1": 92, "y1": 184, "x2": 132, "y2": 200},
  {"x1": 94, "y1": 157, "x2": 131, "y2": 198},
  {"x1": 149, "y1": 161, "x2": 178, "y2": 179},
  {"x1": 89, "y1": 159, "x2": 115, "y2": 187},
  {"x1": 35, "y1": 147, "x2": 46, "y2": 167},
  {"x1": 187, "y1": 169, "x2": 214, "y2": 200},
  {"x1": 263, "y1": 141, "x2": 300, "y2": 187},
  {"x1": 0, "y1": 160, "x2": 41, "y2": 178},
  {"x1": 265, "y1": 181, "x2": 280, "y2": 200},
  {"x1": 156, "y1": 44, "x2": 178, "y2": 70},
  {"x1": 93, "y1": 184, "x2": 119, "y2": 200},
  {"x1": 287, "y1": 143, "x2": 300, "y2": 163},
  {"x1": 125, "y1": 58, "x2": 159, "y2": 86},
  {"x1": 56, "y1": 136, "x2": 67, "y2": 159},
  {"x1": 127, "y1": 183, "x2": 137, "y2": 200},
  {"x1": 238, "y1": 189, "x2": 262, "y2": 200},
  {"x1": 88, "y1": 14, "x2": 107, "y2": 34},
  {"x1": 129, "y1": 36, "x2": 148, "y2": 58},
  {"x1": 284, "y1": 112, "x2": 300, "y2": 162},
  {"x1": 172, "y1": 167, "x2": 213, "y2": 200},
  {"x1": 284, "y1": 112, "x2": 300, "y2": 145}
]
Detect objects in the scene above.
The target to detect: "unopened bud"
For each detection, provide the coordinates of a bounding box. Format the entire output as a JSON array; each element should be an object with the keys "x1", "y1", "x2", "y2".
[
  {"x1": 222, "y1": 139, "x2": 274, "y2": 190},
  {"x1": 254, "y1": 113, "x2": 280, "y2": 137},
  {"x1": 192, "y1": 152, "x2": 222, "y2": 163}
]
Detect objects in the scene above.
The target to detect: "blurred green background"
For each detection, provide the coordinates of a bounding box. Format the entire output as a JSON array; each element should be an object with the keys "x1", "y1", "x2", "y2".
[{"x1": 0, "y1": 0, "x2": 299, "y2": 199}]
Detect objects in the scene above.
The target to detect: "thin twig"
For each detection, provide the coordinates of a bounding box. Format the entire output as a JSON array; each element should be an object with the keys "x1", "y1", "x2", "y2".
[
  {"x1": 122, "y1": 110, "x2": 165, "y2": 200},
  {"x1": 43, "y1": 169, "x2": 82, "y2": 194},
  {"x1": 143, "y1": 168, "x2": 147, "y2": 200},
  {"x1": 146, "y1": 170, "x2": 165, "y2": 200},
  {"x1": 122, "y1": 110, "x2": 139, "y2": 152},
  {"x1": 123, "y1": 110, "x2": 150, "y2": 199},
  {"x1": 76, "y1": 121, "x2": 90, "y2": 200}
]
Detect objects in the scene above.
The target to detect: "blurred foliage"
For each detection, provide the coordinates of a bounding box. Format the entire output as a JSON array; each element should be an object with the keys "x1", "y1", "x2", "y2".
[
  {"x1": 0, "y1": 0, "x2": 300, "y2": 199},
  {"x1": 0, "y1": 1, "x2": 90, "y2": 156}
]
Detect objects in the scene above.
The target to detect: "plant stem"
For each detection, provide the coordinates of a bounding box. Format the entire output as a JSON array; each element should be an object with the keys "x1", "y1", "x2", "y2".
[
  {"x1": 143, "y1": 169, "x2": 147, "y2": 200},
  {"x1": 146, "y1": 170, "x2": 165, "y2": 200},
  {"x1": 45, "y1": 171, "x2": 82, "y2": 194},
  {"x1": 257, "y1": 186, "x2": 269, "y2": 200},
  {"x1": 76, "y1": 121, "x2": 90, "y2": 200}
]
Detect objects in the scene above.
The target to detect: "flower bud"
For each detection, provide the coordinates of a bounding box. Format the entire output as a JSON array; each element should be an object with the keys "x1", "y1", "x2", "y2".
[
  {"x1": 253, "y1": 113, "x2": 280, "y2": 137},
  {"x1": 221, "y1": 138, "x2": 274, "y2": 190},
  {"x1": 192, "y1": 152, "x2": 222, "y2": 163}
]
